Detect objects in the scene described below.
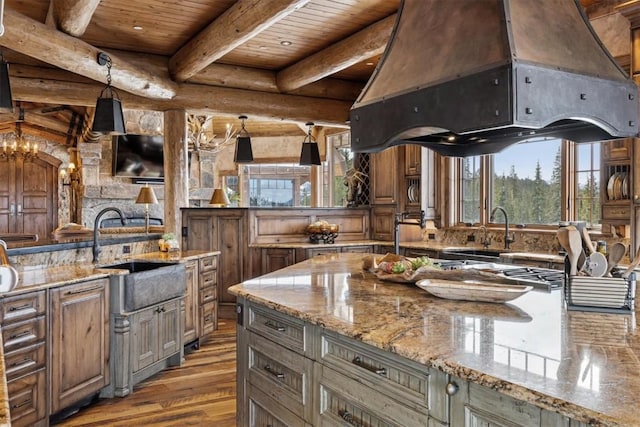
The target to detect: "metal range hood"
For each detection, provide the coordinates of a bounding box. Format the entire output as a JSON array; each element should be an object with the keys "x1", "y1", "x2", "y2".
[{"x1": 350, "y1": 0, "x2": 639, "y2": 157}]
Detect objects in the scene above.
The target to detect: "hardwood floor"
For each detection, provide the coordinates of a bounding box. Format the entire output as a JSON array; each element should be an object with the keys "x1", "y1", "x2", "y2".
[{"x1": 55, "y1": 320, "x2": 237, "y2": 427}]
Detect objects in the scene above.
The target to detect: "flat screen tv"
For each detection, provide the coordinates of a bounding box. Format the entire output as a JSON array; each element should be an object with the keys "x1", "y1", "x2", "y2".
[{"x1": 112, "y1": 134, "x2": 164, "y2": 178}]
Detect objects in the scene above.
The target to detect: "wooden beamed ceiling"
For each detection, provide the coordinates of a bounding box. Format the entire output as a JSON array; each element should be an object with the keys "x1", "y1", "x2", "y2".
[{"x1": 0, "y1": 0, "x2": 627, "y2": 145}]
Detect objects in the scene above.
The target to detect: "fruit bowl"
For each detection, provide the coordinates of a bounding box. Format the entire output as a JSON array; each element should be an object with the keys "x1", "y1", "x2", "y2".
[{"x1": 306, "y1": 221, "x2": 339, "y2": 244}]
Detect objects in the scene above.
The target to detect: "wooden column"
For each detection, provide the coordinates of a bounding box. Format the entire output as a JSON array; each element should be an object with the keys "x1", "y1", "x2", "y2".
[{"x1": 163, "y1": 110, "x2": 189, "y2": 240}]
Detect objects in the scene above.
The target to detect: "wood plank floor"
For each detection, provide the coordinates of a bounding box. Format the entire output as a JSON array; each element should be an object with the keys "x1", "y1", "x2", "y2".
[{"x1": 54, "y1": 320, "x2": 237, "y2": 427}]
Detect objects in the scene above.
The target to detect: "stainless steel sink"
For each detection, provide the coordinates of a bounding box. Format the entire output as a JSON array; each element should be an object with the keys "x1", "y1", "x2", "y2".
[
  {"x1": 102, "y1": 261, "x2": 186, "y2": 312},
  {"x1": 440, "y1": 248, "x2": 505, "y2": 262}
]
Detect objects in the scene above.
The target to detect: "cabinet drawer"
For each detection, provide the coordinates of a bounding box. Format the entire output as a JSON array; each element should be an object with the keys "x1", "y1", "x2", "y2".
[
  {"x1": 2, "y1": 315, "x2": 46, "y2": 353},
  {"x1": 199, "y1": 255, "x2": 218, "y2": 272},
  {"x1": 200, "y1": 285, "x2": 217, "y2": 304},
  {"x1": 200, "y1": 270, "x2": 217, "y2": 290},
  {"x1": 246, "y1": 382, "x2": 310, "y2": 427},
  {"x1": 247, "y1": 303, "x2": 309, "y2": 356},
  {"x1": 4, "y1": 342, "x2": 46, "y2": 381},
  {"x1": 201, "y1": 301, "x2": 217, "y2": 335},
  {"x1": 0, "y1": 291, "x2": 46, "y2": 324},
  {"x1": 602, "y1": 204, "x2": 630, "y2": 221},
  {"x1": 247, "y1": 331, "x2": 313, "y2": 421},
  {"x1": 341, "y1": 246, "x2": 372, "y2": 254},
  {"x1": 317, "y1": 364, "x2": 428, "y2": 427},
  {"x1": 319, "y1": 331, "x2": 429, "y2": 411},
  {"x1": 7, "y1": 368, "x2": 46, "y2": 427}
]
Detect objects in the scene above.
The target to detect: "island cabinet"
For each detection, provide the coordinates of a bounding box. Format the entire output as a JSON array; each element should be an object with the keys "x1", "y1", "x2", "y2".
[
  {"x1": 236, "y1": 299, "x2": 588, "y2": 427},
  {"x1": 49, "y1": 278, "x2": 110, "y2": 415},
  {"x1": 1, "y1": 290, "x2": 47, "y2": 427},
  {"x1": 183, "y1": 260, "x2": 199, "y2": 345}
]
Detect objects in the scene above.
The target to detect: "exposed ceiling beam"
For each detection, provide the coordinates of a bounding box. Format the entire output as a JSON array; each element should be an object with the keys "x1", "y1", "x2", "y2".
[
  {"x1": 276, "y1": 14, "x2": 396, "y2": 92},
  {"x1": 49, "y1": 0, "x2": 101, "y2": 36},
  {"x1": 1, "y1": 7, "x2": 177, "y2": 99},
  {"x1": 11, "y1": 77, "x2": 351, "y2": 126},
  {"x1": 169, "y1": 0, "x2": 311, "y2": 82},
  {"x1": 188, "y1": 63, "x2": 363, "y2": 101}
]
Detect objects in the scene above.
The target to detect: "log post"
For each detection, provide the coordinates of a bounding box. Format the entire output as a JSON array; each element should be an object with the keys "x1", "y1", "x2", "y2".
[{"x1": 163, "y1": 110, "x2": 189, "y2": 240}]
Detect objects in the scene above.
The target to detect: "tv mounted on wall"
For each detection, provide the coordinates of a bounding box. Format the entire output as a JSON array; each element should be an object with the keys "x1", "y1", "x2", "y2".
[{"x1": 112, "y1": 134, "x2": 164, "y2": 178}]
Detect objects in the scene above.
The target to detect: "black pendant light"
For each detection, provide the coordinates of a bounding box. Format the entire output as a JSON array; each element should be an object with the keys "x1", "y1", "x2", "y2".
[
  {"x1": 299, "y1": 122, "x2": 321, "y2": 166},
  {"x1": 234, "y1": 115, "x2": 253, "y2": 163},
  {"x1": 92, "y1": 52, "x2": 126, "y2": 135},
  {"x1": 0, "y1": 50, "x2": 13, "y2": 113}
]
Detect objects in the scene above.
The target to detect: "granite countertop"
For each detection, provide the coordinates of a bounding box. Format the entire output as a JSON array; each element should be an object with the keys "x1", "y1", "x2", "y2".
[
  {"x1": 0, "y1": 249, "x2": 218, "y2": 426},
  {"x1": 229, "y1": 252, "x2": 640, "y2": 427},
  {"x1": 250, "y1": 240, "x2": 380, "y2": 249}
]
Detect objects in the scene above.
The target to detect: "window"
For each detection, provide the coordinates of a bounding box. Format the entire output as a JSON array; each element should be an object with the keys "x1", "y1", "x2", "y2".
[
  {"x1": 324, "y1": 132, "x2": 353, "y2": 207},
  {"x1": 245, "y1": 164, "x2": 312, "y2": 207},
  {"x1": 459, "y1": 139, "x2": 601, "y2": 227}
]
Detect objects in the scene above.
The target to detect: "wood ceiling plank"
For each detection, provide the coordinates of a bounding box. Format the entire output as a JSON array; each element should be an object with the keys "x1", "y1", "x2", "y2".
[
  {"x1": 170, "y1": 0, "x2": 311, "y2": 82},
  {"x1": 276, "y1": 14, "x2": 395, "y2": 91}
]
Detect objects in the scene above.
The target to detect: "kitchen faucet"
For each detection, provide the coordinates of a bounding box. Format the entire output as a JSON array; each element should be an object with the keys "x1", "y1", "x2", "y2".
[
  {"x1": 489, "y1": 206, "x2": 515, "y2": 250},
  {"x1": 93, "y1": 207, "x2": 127, "y2": 263},
  {"x1": 478, "y1": 225, "x2": 491, "y2": 249},
  {"x1": 394, "y1": 210, "x2": 426, "y2": 255}
]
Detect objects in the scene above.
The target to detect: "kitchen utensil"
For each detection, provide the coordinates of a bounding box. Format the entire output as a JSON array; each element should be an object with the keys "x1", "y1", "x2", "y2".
[
  {"x1": 606, "y1": 242, "x2": 626, "y2": 276},
  {"x1": 562, "y1": 226, "x2": 582, "y2": 276},
  {"x1": 622, "y1": 246, "x2": 640, "y2": 279},
  {"x1": 0, "y1": 239, "x2": 18, "y2": 292},
  {"x1": 580, "y1": 227, "x2": 607, "y2": 277}
]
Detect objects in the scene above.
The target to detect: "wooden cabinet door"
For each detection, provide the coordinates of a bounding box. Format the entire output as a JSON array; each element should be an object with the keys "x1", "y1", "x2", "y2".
[
  {"x1": 404, "y1": 144, "x2": 421, "y2": 176},
  {"x1": 158, "y1": 299, "x2": 181, "y2": 359},
  {"x1": 370, "y1": 147, "x2": 398, "y2": 205},
  {"x1": 183, "y1": 260, "x2": 199, "y2": 345},
  {"x1": 371, "y1": 206, "x2": 396, "y2": 241},
  {"x1": 131, "y1": 307, "x2": 158, "y2": 373},
  {"x1": 50, "y1": 278, "x2": 109, "y2": 414},
  {"x1": 217, "y1": 212, "x2": 245, "y2": 305},
  {"x1": 0, "y1": 159, "x2": 16, "y2": 233},
  {"x1": 262, "y1": 248, "x2": 295, "y2": 274}
]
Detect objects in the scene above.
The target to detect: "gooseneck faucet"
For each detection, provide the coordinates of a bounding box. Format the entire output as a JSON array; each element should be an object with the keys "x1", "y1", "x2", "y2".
[
  {"x1": 93, "y1": 207, "x2": 127, "y2": 263},
  {"x1": 394, "y1": 210, "x2": 427, "y2": 255},
  {"x1": 489, "y1": 206, "x2": 515, "y2": 250}
]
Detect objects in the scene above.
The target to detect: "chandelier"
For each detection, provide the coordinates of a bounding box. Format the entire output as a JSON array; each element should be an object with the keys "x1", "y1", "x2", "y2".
[{"x1": 1, "y1": 122, "x2": 38, "y2": 161}]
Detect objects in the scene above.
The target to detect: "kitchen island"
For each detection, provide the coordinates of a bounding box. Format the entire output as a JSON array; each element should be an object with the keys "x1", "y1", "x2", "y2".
[{"x1": 230, "y1": 252, "x2": 639, "y2": 427}]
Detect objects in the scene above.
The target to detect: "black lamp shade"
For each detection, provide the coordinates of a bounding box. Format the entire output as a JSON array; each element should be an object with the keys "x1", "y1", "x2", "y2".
[
  {"x1": 300, "y1": 142, "x2": 321, "y2": 165},
  {"x1": 234, "y1": 136, "x2": 254, "y2": 163},
  {"x1": 92, "y1": 96, "x2": 126, "y2": 135},
  {"x1": 0, "y1": 59, "x2": 13, "y2": 113}
]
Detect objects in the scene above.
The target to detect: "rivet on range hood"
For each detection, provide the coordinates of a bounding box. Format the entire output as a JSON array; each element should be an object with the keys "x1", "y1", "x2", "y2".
[{"x1": 350, "y1": 0, "x2": 639, "y2": 157}]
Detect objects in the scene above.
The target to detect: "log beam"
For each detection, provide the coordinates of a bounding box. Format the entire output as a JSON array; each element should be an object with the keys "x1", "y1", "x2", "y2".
[
  {"x1": 1, "y1": 7, "x2": 177, "y2": 99},
  {"x1": 11, "y1": 77, "x2": 351, "y2": 126},
  {"x1": 276, "y1": 14, "x2": 396, "y2": 92},
  {"x1": 169, "y1": 0, "x2": 310, "y2": 82},
  {"x1": 50, "y1": 0, "x2": 101, "y2": 37}
]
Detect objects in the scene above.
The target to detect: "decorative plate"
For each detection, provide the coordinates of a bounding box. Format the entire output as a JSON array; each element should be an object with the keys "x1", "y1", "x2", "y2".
[
  {"x1": 607, "y1": 173, "x2": 616, "y2": 200},
  {"x1": 415, "y1": 279, "x2": 532, "y2": 303}
]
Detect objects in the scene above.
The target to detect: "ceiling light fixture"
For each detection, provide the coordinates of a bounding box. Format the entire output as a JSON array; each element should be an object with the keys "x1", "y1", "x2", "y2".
[
  {"x1": 280, "y1": 40, "x2": 292, "y2": 46},
  {"x1": 0, "y1": 50, "x2": 13, "y2": 113},
  {"x1": 234, "y1": 115, "x2": 253, "y2": 163},
  {"x1": 132, "y1": 25, "x2": 143, "y2": 31},
  {"x1": 299, "y1": 122, "x2": 321, "y2": 166},
  {"x1": 91, "y1": 52, "x2": 126, "y2": 135}
]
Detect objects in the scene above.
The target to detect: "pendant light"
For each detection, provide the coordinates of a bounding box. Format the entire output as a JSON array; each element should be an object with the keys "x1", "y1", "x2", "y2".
[
  {"x1": 92, "y1": 52, "x2": 126, "y2": 135},
  {"x1": 299, "y1": 122, "x2": 321, "y2": 166},
  {"x1": 234, "y1": 115, "x2": 253, "y2": 163},
  {"x1": 0, "y1": 50, "x2": 13, "y2": 113}
]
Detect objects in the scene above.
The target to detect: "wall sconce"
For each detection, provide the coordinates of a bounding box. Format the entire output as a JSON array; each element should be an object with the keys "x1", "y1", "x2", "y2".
[
  {"x1": 60, "y1": 162, "x2": 80, "y2": 186},
  {"x1": 234, "y1": 115, "x2": 253, "y2": 163},
  {"x1": 91, "y1": 52, "x2": 126, "y2": 135},
  {"x1": 135, "y1": 183, "x2": 158, "y2": 233},
  {"x1": 0, "y1": 50, "x2": 13, "y2": 113},
  {"x1": 299, "y1": 121, "x2": 321, "y2": 166},
  {"x1": 209, "y1": 188, "x2": 230, "y2": 207},
  {"x1": 1, "y1": 121, "x2": 38, "y2": 161}
]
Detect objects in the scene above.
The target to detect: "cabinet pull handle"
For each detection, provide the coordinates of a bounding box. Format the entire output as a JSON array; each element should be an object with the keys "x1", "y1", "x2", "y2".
[
  {"x1": 8, "y1": 303, "x2": 31, "y2": 312},
  {"x1": 204, "y1": 315, "x2": 212, "y2": 322},
  {"x1": 9, "y1": 204, "x2": 15, "y2": 217},
  {"x1": 339, "y1": 410, "x2": 364, "y2": 427},
  {"x1": 9, "y1": 330, "x2": 31, "y2": 340},
  {"x1": 263, "y1": 364, "x2": 284, "y2": 380},
  {"x1": 11, "y1": 357, "x2": 32, "y2": 367},
  {"x1": 17, "y1": 204, "x2": 22, "y2": 216},
  {"x1": 351, "y1": 356, "x2": 386, "y2": 376},
  {"x1": 12, "y1": 398, "x2": 32, "y2": 409},
  {"x1": 66, "y1": 285, "x2": 102, "y2": 295},
  {"x1": 155, "y1": 306, "x2": 166, "y2": 313},
  {"x1": 264, "y1": 320, "x2": 285, "y2": 332},
  {"x1": 445, "y1": 382, "x2": 459, "y2": 396}
]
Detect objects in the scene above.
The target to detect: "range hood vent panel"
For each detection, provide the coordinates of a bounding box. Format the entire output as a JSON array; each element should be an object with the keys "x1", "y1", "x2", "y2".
[{"x1": 351, "y1": 0, "x2": 639, "y2": 157}]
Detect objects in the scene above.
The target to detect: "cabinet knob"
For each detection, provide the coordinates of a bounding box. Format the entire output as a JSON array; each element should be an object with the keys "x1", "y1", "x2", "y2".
[{"x1": 445, "y1": 382, "x2": 459, "y2": 396}]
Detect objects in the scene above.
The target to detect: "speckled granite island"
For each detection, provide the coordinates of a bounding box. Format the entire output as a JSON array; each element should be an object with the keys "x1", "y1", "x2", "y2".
[{"x1": 230, "y1": 253, "x2": 639, "y2": 427}]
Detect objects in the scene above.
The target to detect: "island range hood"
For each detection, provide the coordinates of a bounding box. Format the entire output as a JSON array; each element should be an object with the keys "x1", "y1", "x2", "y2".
[{"x1": 350, "y1": 0, "x2": 639, "y2": 157}]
